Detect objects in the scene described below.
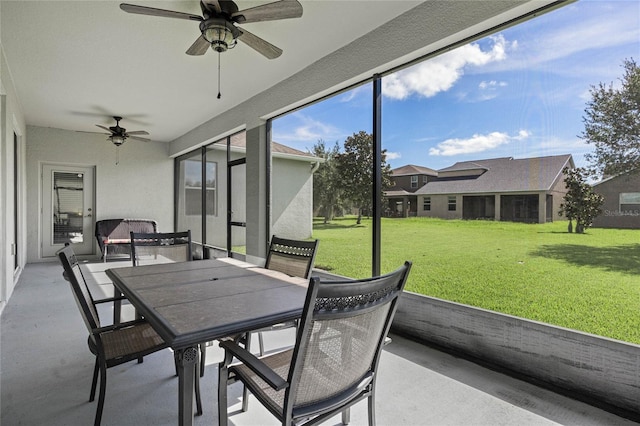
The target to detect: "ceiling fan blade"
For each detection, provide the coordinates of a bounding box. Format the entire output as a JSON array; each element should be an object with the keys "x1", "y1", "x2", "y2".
[
  {"x1": 237, "y1": 27, "x2": 282, "y2": 59},
  {"x1": 129, "y1": 136, "x2": 151, "y2": 142},
  {"x1": 186, "y1": 35, "x2": 210, "y2": 56},
  {"x1": 95, "y1": 124, "x2": 113, "y2": 133},
  {"x1": 120, "y1": 3, "x2": 203, "y2": 21},
  {"x1": 126, "y1": 130, "x2": 150, "y2": 135},
  {"x1": 232, "y1": 0, "x2": 302, "y2": 23}
]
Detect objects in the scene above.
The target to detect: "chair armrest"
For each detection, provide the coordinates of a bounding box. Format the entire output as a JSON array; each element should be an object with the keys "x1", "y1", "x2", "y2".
[
  {"x1": 219, "y1": 339, "x2": 289, "y2": 391},
  {"x1": 92, "y1": 318, "x2": 146, "y2": 335}
]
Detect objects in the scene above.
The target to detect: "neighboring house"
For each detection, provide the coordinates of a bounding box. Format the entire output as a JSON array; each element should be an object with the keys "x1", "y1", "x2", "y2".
[
  {"x1": 385, "y1": 165, "x2": 438, "y2": 217},
  {"x1": 406, "y1": 154, "x2": 574, "y2": 223},
  {"x1": 592, "y1": 171, "x2": 640, "y2": 229}
]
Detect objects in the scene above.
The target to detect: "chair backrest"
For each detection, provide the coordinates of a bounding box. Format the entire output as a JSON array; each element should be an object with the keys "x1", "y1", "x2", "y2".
[
  {"x1": 57, "y1": 245, "x2": 101, "y2": 334},
  {"x1": 285, "y1": 261, "x2": 412, "y2": 420},
  {"x1": 264, "y1": 236, "x2": 319, "y2": 279},
  {"x1": 130, "y1": 231, "x2": 192, "y2": 266}
]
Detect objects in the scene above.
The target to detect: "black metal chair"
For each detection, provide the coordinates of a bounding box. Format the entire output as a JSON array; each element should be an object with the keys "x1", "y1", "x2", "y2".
[
  {"x1": 130, "y1": 230, "x2": 208, "y2": 378},
  {"x1": 218, "y1": 261, "x2": 412, "y2": 426},
  {"x1": 130, "y1": 230, "x2": 192, "y2": 266},
  {"x1": 252, "y1": 236, "x2": 319, "y2": 356},
  {"x1": 57, "y1": 245, "x2": 202, "y2": 426}
]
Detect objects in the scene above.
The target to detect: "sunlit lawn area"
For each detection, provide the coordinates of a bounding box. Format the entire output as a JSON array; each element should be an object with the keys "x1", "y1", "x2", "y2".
[{"x1": 312, "y1": 216, "x2": 640, "y2": 344}]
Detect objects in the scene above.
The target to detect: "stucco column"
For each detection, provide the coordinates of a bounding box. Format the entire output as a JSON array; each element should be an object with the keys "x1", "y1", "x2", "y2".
[
  {"x1": 538, "y1": 192, "x2": 546, "y2": 224},
  {"x1": 245, "y1": 123, "x2": 268, "y2": 264},
  {"x1": 494, "y1": 194, "x2": 501, "y2": 221}
]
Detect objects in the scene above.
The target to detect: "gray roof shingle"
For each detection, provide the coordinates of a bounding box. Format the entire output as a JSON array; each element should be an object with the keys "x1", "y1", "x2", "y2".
[{"x1": 414, "y1": 154, "x2": 573, "y2": 195}]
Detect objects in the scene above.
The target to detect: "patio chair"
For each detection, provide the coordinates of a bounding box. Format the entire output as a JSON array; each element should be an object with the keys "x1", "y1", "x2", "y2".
[
  {"x1": 130, "y1": 230, "x2": 192, "y2": 266},
  {"x1": 130, "y1": 230, "x2": 208, "y2": 378},
  {"x1": 251, "y1": 236, "x2": 319, "y2": 356},
  {"x1": 57, "y1": 245, "x2": 202, "y2": 426},
  {"x1": 218, "y1": 261, "x2": 412, "y2": 426}
]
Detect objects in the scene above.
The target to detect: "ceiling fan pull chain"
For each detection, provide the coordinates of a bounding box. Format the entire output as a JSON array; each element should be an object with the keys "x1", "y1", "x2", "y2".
[
  {"x1": 217, "y1": 50, "x2": 222, "y2": 99},
  {"x1": 115, "y1": 147, "x2": 120, "y2": 165}
]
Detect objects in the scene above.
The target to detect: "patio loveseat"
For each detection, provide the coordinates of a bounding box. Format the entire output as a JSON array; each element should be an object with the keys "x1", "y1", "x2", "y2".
[{"x1": 95, "y1": 218, "x2": 157, "y2": 262}]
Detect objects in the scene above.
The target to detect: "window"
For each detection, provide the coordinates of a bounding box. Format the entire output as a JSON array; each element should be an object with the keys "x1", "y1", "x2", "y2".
[
  {"x1": 620, "y1": 193, "x2": 640, "y2": 213},
  {"x1": 423, "y1": 197, "x2": 431, "y2": 211},
  {"x1": 184, "y1": 160, "x2": 217, "y2": 216},
  {"x1": 423, "y1": 176, "x2": 428, "y2": 185},
  {"x1": 448, "y1": 196, "x2": 457, "y2": 211},
  {"x1": 411, "y1": 175, "x2": 418, "y2": 188}
]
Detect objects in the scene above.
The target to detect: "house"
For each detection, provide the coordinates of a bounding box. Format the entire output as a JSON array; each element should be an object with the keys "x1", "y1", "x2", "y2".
[
  {"x1": 385, "y1": 165, "x2": 438, "y2": 217},
  {"x1": 412, "y1": 154, "x2": 574, "y2": 223},
  {"x1": 592, "y1": 171, "x2": 640, "y2": 229}
]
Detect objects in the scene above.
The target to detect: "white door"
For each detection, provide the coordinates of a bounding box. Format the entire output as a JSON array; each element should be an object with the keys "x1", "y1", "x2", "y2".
[{"x1": 41, "y1": 164, "x2": 95, "y2": 257}]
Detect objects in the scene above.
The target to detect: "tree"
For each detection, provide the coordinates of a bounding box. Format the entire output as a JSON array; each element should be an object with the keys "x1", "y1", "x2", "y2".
[
  {"x1": 335, "y1": 131, "x2": 392, "y2": 224},
  {"x1": 310, "y1": 140, "x2": 344, "y2": 224},
  {"x1": 558, "y1": 167, "x2": 604, "y2": 234},
  {"x1": 582, "y1": 58, "x2": 640, "y2": 178}
]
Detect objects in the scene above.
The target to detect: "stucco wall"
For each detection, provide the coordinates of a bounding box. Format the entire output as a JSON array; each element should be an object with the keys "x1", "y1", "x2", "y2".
[
  {"x1": 392, "y1": 292, "x2": 640, "y2": 419},
  {"x1": 593, "y1": 173, "x2": 640, "y2": 229},
  {"x1": 25, "y1": 126, "x2": 173, "y2": 261},
  {"x1": 271, "y1": 157, "x2": 313, "y2": 239},
  {"x1": 1, "y1": 42, "x2": 28, "y2": 307},
  {"x1": 418, "y1": 194, "x2": 462, "y2": 219}
]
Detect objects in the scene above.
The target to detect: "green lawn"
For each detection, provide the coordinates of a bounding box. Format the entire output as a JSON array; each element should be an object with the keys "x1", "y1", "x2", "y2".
[{"x1": 312, "y1": 216, "x2": 640, "y2": 344}]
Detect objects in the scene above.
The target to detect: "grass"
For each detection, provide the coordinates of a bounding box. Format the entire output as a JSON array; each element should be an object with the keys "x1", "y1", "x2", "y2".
[{"x1": 312, "y1": 216, "x2": 640, "y2": 344}]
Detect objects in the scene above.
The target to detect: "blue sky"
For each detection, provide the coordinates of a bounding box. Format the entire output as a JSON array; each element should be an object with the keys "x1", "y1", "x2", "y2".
[{"x1": 272, "y1": 0, "x2": 640, "y2": 171}]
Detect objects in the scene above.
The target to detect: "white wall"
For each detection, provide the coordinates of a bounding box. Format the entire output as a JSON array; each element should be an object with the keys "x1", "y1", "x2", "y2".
[
  {"x1": 0, "y1": 39, "x2": 27, "y2": 310},
  {"x1": 25, "y1": 126, "x2": 173, "y2": 262},
  {"x1": 271, "y1": 157, "x2": 314, "y2": 239}
]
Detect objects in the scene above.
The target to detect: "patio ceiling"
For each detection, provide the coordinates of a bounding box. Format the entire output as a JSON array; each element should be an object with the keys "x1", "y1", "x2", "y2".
[{"x1": 1, "y1": 0, "x2": 423, "y2": 142}]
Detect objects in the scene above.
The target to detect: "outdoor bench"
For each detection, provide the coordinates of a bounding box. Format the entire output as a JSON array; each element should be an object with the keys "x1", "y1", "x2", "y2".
[{"x1": 95, "y1": 218, "x2": 157, "y2": 262}]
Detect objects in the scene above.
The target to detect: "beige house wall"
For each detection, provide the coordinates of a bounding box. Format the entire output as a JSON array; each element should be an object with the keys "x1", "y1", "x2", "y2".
[
  {"x1": 417, "y1": 194, "x2": 462, "y2": 220},
  {"x1": 592, "y1": 173, "x2": 640, "y2": 229}
]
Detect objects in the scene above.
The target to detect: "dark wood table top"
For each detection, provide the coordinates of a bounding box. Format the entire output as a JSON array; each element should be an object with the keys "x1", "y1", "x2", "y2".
[{"x1": 105, "y1": 258, "x2": 308, "y2": 349}]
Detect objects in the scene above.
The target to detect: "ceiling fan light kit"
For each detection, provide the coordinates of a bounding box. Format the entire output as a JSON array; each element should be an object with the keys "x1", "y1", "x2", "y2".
[{"x1": 202, "y1": 19, "x2": 238, "y2": 53}]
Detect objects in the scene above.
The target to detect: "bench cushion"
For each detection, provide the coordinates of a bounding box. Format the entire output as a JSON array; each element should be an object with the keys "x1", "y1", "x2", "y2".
[{"x1": 95, "y1": 219, "x2": 158, "y2": 257}]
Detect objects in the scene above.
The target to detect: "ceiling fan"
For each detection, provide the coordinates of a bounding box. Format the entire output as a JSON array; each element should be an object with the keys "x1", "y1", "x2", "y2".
[
  {"x1": 119, "y1": 0, "x2": 303, "y2": 60},
  {"x1": 96, "y1": 116, "x2": 150, "y2": 146}
]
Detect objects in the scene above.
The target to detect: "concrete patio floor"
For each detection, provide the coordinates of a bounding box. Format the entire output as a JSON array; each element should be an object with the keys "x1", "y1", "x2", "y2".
[{"x1": 1, "y1": 260, "x2": 637, "y2": 426}]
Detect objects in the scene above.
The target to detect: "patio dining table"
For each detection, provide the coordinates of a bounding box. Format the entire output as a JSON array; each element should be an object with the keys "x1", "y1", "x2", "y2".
[{"x1": 105, "y1": 257, "x2": 308, "y2": 426}]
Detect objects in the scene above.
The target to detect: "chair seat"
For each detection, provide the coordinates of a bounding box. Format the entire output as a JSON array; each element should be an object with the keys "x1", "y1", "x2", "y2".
[
  {"x1": 231, "y1": 349, "x2": 293, "y2": 415},
  {"x1": 100, "y1": 322, "x2": 167, "y2": 361}
]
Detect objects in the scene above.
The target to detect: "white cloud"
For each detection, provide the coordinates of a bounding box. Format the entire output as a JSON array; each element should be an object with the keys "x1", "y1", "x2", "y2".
[
  {"x1": 479, "y1": 80, "x2": 507, "y2": 90},
  {"x1": 382, "y1": 35, "x2": 514, "y2": 100},
  {"x1": 273, "y1": 112, "x2": 342, "y2": 144},
  {"x1": 429, "y1": 130, "x2": 530, "y2": 156},
  {"x1": 490, "y1": 3, "x2": 639, "y2": 74},
  {"x1": 385, "y1": 151, "x2": 401, "y2": 160}
]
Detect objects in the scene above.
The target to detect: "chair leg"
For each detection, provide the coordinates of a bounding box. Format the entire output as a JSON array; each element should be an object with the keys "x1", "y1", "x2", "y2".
[
  {"x1": 195, "y1": 356, "x2": 203, "y2": 416},
  {"x1": 258, "y1": 331, "x2": 265, "y2": 356},
  {"x1": 342, "y1": 408, "x2": 351, "y2": 425},
  {"x1": 94, "y1": 361, "x2": 107, "y2": 426},
  {"x1": 90, "y1": 358, "x2": 99, "y2": 402},
  {"x1": 218, "y1": 357, "x2": 231, "y2": 426},
  {"x1": 199, "y1": 343, "x2": 206, "y2": 377},
  {"x1": 367, "y1": 394, "x2": 375, "y2": 426},
  {"x1": 242, "y1": 334, "x2": 251, "y2": 412}
]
